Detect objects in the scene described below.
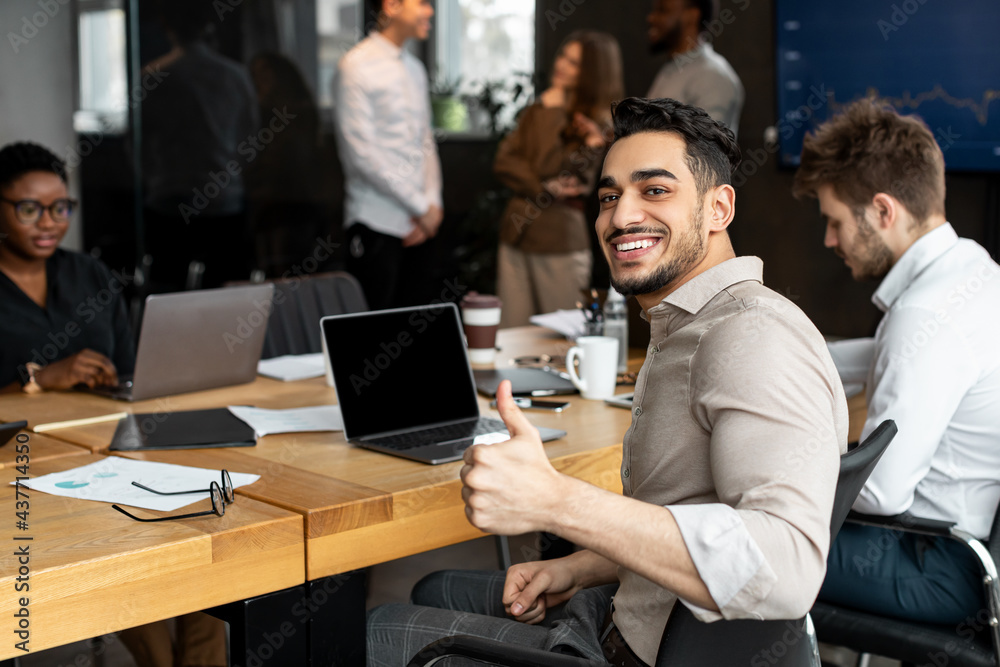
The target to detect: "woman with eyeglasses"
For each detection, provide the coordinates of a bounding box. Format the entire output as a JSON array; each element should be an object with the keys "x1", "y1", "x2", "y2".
[{"x1": 0, "y1": 141, "x2": 135, "y2": 394}]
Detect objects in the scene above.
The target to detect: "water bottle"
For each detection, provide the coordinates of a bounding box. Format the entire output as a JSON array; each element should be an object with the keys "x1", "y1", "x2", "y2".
[{"x1": 603, "y1": 286, "x2": 629, "y2": 374}]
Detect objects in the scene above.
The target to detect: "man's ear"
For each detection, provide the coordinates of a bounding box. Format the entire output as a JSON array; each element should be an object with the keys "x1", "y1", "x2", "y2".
[
  {"x1": 381, "y1": 0, "x2": 401, "y2": 19},
  {"x1": 871, "y1": 193, "x2": 899, "y2": 231},
  {"x1": 707, "y1": 184, "x2": 736, "y2": 232}
]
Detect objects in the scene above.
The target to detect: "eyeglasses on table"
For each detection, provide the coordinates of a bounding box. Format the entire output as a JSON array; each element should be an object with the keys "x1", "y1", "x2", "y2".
[{"x1": 112, "y1": 470, "x2": 234, "y2": 522}]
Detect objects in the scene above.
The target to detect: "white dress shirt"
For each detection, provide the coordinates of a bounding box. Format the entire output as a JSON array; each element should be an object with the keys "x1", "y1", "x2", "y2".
[
  {"x1": 333, "y1": 32, "x2": 442, "y2": 239},
  {"x1": 832, "y1": 223, "x2": 1000, "y2": 539}
]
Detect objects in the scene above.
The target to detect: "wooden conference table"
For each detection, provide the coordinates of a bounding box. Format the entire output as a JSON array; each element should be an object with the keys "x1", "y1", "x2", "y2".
[{"x1": 0, "y1": 327, "x2": 632, "y2": 664}]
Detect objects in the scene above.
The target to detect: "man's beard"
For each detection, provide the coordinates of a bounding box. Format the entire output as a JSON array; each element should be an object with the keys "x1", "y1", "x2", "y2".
[
  {"x1": 851, "y1": 213, "x2": 894, "y2": 282},
  {"x1": 610, "y1": 205, "x2": 706, "y2": 297},
  {"x1": 649, "y1": 21, "x2": 683, "y2": 55}
]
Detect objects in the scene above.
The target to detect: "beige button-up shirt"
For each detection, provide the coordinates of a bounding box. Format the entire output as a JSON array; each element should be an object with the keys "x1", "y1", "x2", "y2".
[{"x1": 613, "y1": 257, "x2": 848, "y2": 665}]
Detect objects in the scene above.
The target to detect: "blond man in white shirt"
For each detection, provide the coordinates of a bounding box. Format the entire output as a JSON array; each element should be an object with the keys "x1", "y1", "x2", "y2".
[
  {"x1": 333, "y1": 0, "x2": 443, "y2": 309},
  {"x1": 794, "y1": 99, "x2": 1000, "y2": 624}
]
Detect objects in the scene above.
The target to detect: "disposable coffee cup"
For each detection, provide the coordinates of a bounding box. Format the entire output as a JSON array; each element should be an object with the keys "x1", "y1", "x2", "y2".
[{"x1": 461, "y1": 292, "x2": 502, "y2": 364}]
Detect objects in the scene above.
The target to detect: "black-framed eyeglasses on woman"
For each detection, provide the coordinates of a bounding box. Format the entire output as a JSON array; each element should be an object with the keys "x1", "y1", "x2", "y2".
[
  {"x1": 0, "y1": 197, "x2": 78, "y2": 225},
  {"x1": 112, "y1": 470, "x2": 235, "y2": 522}
]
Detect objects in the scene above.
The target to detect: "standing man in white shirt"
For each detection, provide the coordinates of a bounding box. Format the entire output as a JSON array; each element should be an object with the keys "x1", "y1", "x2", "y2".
[
  {"x1": 334, "y1": 0, "x2": 443, "y2": 310},
  {"x1": 646, "y1": 0, "x2": 743, "y2": 136},
  {"x1": 794, "y1": 99, "x2": 1000, "y2": 624}
]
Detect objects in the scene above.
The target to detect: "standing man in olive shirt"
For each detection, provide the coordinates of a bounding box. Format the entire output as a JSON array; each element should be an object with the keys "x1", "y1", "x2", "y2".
[
  {"x1": 646, "y1": 0, "x2": 744, "y2": 136},
  {"x1": 367, "y1": 98, "x2": 846, "y2": 666}
]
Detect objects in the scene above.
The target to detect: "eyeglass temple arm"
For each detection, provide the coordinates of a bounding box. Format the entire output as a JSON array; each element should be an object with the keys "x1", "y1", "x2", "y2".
[
  {"x1": 131, "y1": 481, "x2": 209, "y2": 496},
  {"x1": 111, "y1": 504, "x2": 215, "y2": 522}
]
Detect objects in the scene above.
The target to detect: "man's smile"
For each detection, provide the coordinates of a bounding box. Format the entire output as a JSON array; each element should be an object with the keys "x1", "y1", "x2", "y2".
[{"x1": 608, "y1": 232, "x2": 663, "y2": 261}]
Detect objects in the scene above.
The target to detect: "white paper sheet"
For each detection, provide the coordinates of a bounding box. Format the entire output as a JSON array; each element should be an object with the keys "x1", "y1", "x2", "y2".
[
  {"x1": 257, "y1": 353, "x2": 327, "y2": 381},
  {"x1": 472, "y1": 432, "x2": 510, "y2": 446},
  {"x1": 529, "y1": 309, "x2": 587, "y2": 340},
  {"x1": 17, "y1": 458, "x2": 260, "y2": 511},
  {"x1": 227, "y1": 405, "x2": 343, "y2": 438},
  {"x1": 827, "y1": 338, "x2": 875, "y2": 385},
  {"x1": 827, "y1": 337, "x2": 875, "y2": 398}
]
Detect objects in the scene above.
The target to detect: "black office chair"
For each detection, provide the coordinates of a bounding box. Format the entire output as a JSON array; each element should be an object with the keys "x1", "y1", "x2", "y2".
[
  {"x1": 249, "y1": 271, "x2": 368, "y2": 359},
  {"x1": 811, "y1": 502, "x2": 1000, "y2": 667},
  {"x1": 407, "y1": 420, "x2": 898, "y2": 667}
]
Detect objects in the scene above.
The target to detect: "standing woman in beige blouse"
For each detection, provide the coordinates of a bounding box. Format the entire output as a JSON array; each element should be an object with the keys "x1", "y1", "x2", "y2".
[{"x1": 494, "y1": 31, "x2": 624, "y2": 328}]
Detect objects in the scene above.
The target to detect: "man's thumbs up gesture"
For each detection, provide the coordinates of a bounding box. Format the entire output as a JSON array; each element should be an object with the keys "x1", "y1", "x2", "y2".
[{"x1": 460, "y1": 380, "x2": 566, "y2": 535}]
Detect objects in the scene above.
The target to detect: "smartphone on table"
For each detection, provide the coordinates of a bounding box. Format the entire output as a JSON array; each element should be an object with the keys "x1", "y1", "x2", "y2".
[{"x1": 490, "y1": 397, "x2": 570, "y2": 412}]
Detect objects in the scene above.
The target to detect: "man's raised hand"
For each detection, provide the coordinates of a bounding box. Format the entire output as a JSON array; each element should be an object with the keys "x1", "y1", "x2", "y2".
[{"x1": 460, "y1": 380, "x2": 563, "y2": 535}]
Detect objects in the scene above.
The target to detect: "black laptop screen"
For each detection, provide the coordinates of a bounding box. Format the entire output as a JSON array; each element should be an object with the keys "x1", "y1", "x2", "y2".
[{"x1": 323, "y1": 304, "x2": 481, "y2": 439}]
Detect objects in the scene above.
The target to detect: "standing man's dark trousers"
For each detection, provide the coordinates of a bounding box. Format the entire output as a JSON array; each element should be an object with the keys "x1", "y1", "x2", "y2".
[
  {"x1": 819, "y1": 523, "x2": 985, "y2": 624},
  {"x1": 345, "y1": 222, "x2": 437, "y2": 311}
]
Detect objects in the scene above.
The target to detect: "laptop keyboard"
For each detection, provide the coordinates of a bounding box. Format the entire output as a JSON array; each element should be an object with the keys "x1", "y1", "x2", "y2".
[{"x1": 361, "y1": 418, "x2": 508, "y2": 451}]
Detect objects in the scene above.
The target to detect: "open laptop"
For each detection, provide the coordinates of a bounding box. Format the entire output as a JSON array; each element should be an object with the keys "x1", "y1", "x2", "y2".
[
  {"x1": 321, "y1": 303, "x2": 566, "y2": 464},
  {"x1": 87, "y1": 284, "x2": 274, "y2": 401}
]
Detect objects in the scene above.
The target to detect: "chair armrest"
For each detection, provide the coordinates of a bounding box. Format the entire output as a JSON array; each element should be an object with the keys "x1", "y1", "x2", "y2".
[
  {"x1": 406, "y1": 636, "x2": 607, "y2": 667},
  {"x1": 845, "y1": 511, "x2": 957, "y2": 536}
]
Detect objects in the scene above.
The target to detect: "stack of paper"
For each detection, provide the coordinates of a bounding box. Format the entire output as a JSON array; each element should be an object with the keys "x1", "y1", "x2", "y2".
[
  {"x1": 529, "y1": 309, "x2": 587, "y2": 340},
  {"x1": 227, "y1": 405, "x2": 343, "y2": 438},
  {"x1": 257, "y1": 353, "x2": 326, "y2": 381}
]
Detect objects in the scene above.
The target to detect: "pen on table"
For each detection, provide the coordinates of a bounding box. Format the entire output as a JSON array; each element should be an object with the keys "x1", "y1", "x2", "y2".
[
  {"x1": 34, "y1": 412, "x2": 128, "y2": 432},
  {"x1": 577, "y1": 290, "x2": 604, "y2": 334},
  {"x1": 589, "y1": 289, "x2": 603, "y2": 324}
]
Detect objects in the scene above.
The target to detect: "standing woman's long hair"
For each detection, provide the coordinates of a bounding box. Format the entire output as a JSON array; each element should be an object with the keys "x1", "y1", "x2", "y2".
[{"x1": 565, "y1": 30, "x2": 624, "y2": 126}]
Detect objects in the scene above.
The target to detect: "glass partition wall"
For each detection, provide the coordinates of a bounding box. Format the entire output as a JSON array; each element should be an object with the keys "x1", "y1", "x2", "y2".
[{"x1": 73, "y1": 0, "x2": 535, "y2": 320}]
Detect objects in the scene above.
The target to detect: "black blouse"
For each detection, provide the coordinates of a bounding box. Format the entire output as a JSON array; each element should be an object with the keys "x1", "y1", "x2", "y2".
[{"x1": 0, "y1": 249, "x2": 136, "y2": 387}]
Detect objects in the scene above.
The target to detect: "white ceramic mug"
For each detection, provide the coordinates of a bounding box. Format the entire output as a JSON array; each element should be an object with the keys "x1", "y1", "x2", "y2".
[{"x1": 566, "y1": 336, "x2": 619, "y2": 400}]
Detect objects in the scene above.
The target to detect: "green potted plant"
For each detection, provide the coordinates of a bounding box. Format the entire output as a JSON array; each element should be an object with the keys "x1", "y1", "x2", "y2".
[{"x1": 430, "y1": 75, "x2": 468, "y2": 132}]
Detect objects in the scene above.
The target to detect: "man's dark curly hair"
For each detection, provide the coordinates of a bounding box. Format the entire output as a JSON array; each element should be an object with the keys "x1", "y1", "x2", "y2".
[
  {"x1": 0, "y1": 142, "x2": 67, "y2": 191},
  {"x1": 611, "y1": 97, "x2": 741, "y2": 197}
]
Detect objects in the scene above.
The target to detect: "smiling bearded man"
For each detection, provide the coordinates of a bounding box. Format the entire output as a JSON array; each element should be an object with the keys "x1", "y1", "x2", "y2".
[{"x1": 366, "y1": 98, "x2": 847, "y2": 667}]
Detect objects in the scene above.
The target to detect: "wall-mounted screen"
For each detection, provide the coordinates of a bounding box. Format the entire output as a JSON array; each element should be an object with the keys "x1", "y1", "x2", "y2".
[{"x1": 775, "y1": 1, "x2": 1000, "y2": 172}]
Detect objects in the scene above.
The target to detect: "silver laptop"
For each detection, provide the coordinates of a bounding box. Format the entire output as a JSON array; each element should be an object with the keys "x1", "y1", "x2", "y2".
[
  {"x1": 321, "y1": 303, "x2": 566, "y2": 464},
  {"x1": 88, "y1": 284, "x2": 274, "y2": 401}
]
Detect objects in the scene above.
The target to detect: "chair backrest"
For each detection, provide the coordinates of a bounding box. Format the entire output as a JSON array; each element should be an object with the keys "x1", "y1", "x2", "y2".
[
  {"x1": 987, "y1": 497, "x2": 1000, "y2": 571},
  {"x1": 656, "y1": 419, "x2": 898, "y2": 666},
  {"x1": 829, "y1": 420, "x2": 897, "y2": 543},
  {"x1": 257, "y1": 271, "x2": 368, "y2": 359}
]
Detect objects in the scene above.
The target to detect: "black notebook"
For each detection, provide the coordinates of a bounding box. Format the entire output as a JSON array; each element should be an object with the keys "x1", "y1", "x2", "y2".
[
  {"x1": 109, "y1": 408, "x2": 256, "y2": 451},
  {"x1": 0, "y1": 421, "x2": 28, "y2": 447}
]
